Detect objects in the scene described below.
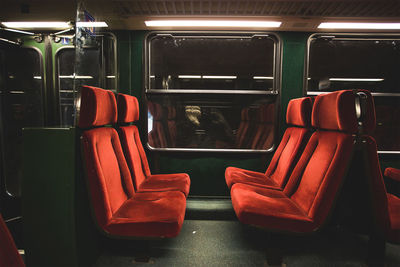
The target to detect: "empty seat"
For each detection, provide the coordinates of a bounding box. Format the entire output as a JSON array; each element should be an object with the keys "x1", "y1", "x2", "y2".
[
  {"x1": 357, "y1": 90, "x2": 400, "y2": 243},
  {"x1": 0, "y1": 214, "x2": 25, "y2": 267},
  {"x1": 79, "y1": 86, "x2": 186, "y2": 238},
  {"x1": 231, "y1": 90, "x2": 358, "y2": 233},
  {"x1": 226, "y1": 97, "x2": 312, "y2": 190},
  {"x1": 117, "y1": 93, "x2": 190, "y2": 197}
]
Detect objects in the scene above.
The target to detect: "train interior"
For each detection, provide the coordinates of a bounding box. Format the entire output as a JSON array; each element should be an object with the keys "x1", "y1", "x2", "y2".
[{"x1": 1, "y1": 0, "x2": 400, "y2": 266}]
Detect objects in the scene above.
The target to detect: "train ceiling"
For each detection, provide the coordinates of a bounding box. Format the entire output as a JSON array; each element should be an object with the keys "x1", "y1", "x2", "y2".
[{"x1": 1, "y1": 0, "x2": 400, "y2": 31}]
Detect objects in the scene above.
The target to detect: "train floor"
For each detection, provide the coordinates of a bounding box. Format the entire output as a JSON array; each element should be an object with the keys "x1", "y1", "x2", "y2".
[{"x1": 95, "y1": 198, "x2": 400, "y2": 267}]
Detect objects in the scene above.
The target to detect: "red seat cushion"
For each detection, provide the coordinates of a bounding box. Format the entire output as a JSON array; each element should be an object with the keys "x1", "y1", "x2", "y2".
[
  {"x1": 388, "y1": 193, "x2": 400, "y2": 243},
  {"x1": 225, "y1": 167, "x2": 280, "y2": 190},
  {"x1": 231, "y1": 183, "x2": 314, "y2": 233},
  {"x1": 106, "y1": 191, "x2": 186, "y2": 238},
  {"x1": 138, "y1": 174, "x2": 191, "y2": 197}
]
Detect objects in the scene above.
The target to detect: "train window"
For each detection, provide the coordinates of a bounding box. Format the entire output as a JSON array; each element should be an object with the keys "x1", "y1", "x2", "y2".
[
  {"x1": 0, "y1": 46, "x2": 44, "y2": 196},
  {"x1": 56, "y1": 34, "x2": 117, "y2": 127},
  {"x1": 145, "y1": 32, "x2": 281, "y2": 152},
  {"x1": 306, "y1": 34, "x2": 400, "y2": 153}
]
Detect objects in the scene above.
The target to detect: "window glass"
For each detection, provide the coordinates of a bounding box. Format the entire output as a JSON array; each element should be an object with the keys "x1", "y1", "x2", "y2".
[
  {"x1": 308, "y1": 36, "x2": 400, "y2": 93},
  {"x1": 57, "y1": 34, "x2": 116, "y2": 127},
  {"x1": 147, "y1": 94, "x2": 276, "y2": 150},
  {"x1": 0, "y1": 46, "x2": 44, "y2": 196},
  {"x1": 145, "y1": 32, "x2": 280, "y2": 151},
  {"x1": 307, "y1": 34, "x2": 400, "y2": 152},
  {"x1": 148, "y1": 34, "x2": 276, "y2": 91},
  {"x1": 373, "y1": 96, "x2": 400, "y2": 152}
]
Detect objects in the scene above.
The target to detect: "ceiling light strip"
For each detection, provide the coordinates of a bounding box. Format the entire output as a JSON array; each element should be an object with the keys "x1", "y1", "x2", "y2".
[
  {"x1": 145, "y1": 20, "x2": 281, "y2": 28},
  {"x1": 318, "y1": 22, "x2": 400, "y2": 30},
  {"x1": 2, "y1": 21, "x2": 70, "y2": 29},
  {"x1": 329, "y1": 78, "x2": 384, "y2": 82}
]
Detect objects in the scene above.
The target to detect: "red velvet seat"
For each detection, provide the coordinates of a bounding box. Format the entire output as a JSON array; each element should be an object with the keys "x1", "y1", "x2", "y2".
[
  {"x1": 226, "y1": 97, "x2": 312, "y2": 190},
  {"x1": 231, "y1": 90, "x2": 358, "y2": 233},
  {"x1": 117, "y1": 93, "x2": 190, "y2": 197},
  {"x1": 0, "y1": 214, "x2": 25, "y2": 267},
  {"x1": 356, "y1": 90, "x2": 400, "y2": 243},
  {"x1": 79, "y1": 86, "x2": 186, "y2": 238}
]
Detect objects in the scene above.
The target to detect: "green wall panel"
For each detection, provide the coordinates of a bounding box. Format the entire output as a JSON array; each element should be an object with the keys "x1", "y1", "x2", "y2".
[
  {"x1": 117, "y1": 30, "x2": 399, "y2": 197},
  {"x1": 279, "y1": 32, "x2": 310, "y2": 136},
  {"x1": 22, "y1": 128, "x2": 98, "y2": 266}
]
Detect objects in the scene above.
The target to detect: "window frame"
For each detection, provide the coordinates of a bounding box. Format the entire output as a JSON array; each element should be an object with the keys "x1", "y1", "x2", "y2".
[
  {"x1": 0, "y1": 45, "x2": 45, "y2": 197},
  {"x1": 144, "y1": 31, "x2": 282, "y2": 153},
  {"x1": 55, "y1": 32, "x2": 118, "y2": 127},
  {"x1": 304, "y1": 32, "x2": 400, "y2": 154}
]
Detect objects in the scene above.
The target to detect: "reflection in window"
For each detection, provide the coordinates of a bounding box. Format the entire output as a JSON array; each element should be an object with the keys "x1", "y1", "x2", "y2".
[
  {"x1": 146, "y1": 94, "x2": 276, "y2": 150},
  {"x1": 0, "y1": 46, "x2": 44, "y2": 196},
  {"x1": 146, "y1": 32, "x2": 280, "y2": 151},
  {"x1": 306, "y1": 34, "x2": 400, "y2": 152}
]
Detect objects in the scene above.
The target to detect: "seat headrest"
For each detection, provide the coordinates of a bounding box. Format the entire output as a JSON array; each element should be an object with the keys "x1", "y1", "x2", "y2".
[
  {"x1": 117, "y1": 93, "x2": 139, "y2": 123},
  {"x1": 354, "y1": 89, "x2": 376, "y2": 135},
  {"x1": 286, "y1": 97, "x2": 312, "y2": 127},
  {"x1": 78, "y1": 86, "x2": 117, "y2": 128},
  {"x1": 312, "y1": 90, "x2": 358, "y2": 133}
]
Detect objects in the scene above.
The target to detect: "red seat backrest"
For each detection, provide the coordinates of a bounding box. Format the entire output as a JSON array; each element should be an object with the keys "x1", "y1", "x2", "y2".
[
  {"x1": 79, "y1": 86, "x2": 136, "y2": 229},
  {"x1": 117, "y1": 93, "x2": 152, "y2": 190},
  {"x1": 264, "y1": 97, "x2": 312, "y2": 188},
  {"x1": 283, "y1": 90, "x2": 358, "y2": 229}
]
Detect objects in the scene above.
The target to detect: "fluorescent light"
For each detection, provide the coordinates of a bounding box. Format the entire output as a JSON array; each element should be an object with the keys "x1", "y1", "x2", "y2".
[
  {"x1": 2, "y1": 21, "x2": 70, "y2": 29},
  {"x1": 59, "y1": 75, "x2": 93, "y2": 79},
  {"x1": 202, "y1": 75, "x2": 237, "y2": 79},
  {"x1": 3, "y1": 28, "x2": 35, "y2": 35},
  {"x1": 149, "y1": 75, "x2": 156, "y2": 79},
  {"x1": 145, "y1": 20, "x2": 281, "y2": 28},
  {"x1": 329, "y1": 78, "x2": 384, "y2": 82},
  {"x1": 318, "y1": 22, "x2": 400, "y2": 30},
  {"x1": 253, "y1": 76, "x2": 273, "y2": 80},
  {"x1": 76, "y1": 22, "x2": 108, "y2": 28},
  {"x1": 33, "y1": 76, "x2": 42, "y2": 80},
  {"x1": 178, "y1": 75, "x2": 202, "y2": 79},
  {"x1": 106, "y1": 75, "x2": 116, "y2": 79}
]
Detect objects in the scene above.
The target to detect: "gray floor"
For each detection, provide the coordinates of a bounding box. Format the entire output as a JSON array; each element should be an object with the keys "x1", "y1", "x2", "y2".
[{"x1": 95, "y1": 219, "x2": 400, "y2": 267}]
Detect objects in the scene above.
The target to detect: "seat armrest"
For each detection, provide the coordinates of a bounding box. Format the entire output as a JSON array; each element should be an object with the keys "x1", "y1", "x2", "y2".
[{"x1": 384, "y1": 167, "x2": 400, "y2": 182}]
